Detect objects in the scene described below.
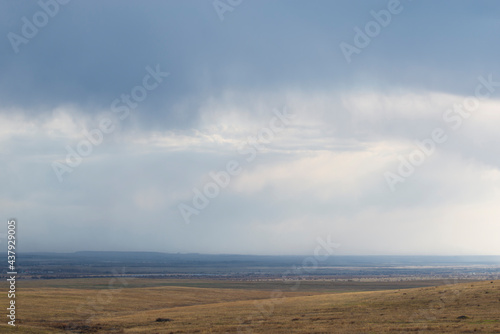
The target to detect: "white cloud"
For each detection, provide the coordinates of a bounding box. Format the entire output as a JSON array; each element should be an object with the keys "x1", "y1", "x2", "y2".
[{"x1": 2, "y1": 88, "x2": 500, "y2": 254}]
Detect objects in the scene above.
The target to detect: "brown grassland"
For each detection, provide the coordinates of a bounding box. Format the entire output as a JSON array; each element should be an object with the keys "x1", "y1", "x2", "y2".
[{"x1": 1, "y1": 278, "x2": 499, "y2": 333}]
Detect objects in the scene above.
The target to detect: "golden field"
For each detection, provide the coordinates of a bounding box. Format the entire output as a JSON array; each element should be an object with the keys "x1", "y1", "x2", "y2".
[{"x1": 1, "y1": 278, "x2": 499, "y2": 333}]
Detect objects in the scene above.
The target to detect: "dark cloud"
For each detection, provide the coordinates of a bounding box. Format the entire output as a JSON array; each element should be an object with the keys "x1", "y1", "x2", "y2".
[{"x1": 1, "y1": 0, "x2": 499, "y2": 127}]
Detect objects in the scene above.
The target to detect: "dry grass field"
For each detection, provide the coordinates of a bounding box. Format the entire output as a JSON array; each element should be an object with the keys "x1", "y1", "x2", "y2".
[{"x1": 1, "y1": 278, "x2": 499, "y2": 333}]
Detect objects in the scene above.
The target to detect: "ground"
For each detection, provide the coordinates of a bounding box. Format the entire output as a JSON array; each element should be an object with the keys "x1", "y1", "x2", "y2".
[{"x1": 1, "y1": 278, "x2": 499, "y2": 333}]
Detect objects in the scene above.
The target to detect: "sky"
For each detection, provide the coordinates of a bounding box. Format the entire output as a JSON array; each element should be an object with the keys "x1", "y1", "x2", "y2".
[{"x1": 1, "y1": 0, "x2": 500, "y2": 255}]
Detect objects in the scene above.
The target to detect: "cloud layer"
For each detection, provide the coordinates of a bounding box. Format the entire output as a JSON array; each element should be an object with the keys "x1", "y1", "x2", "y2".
[{"x1": 1, "y1": 0, "x2": 500, "y2": 255}]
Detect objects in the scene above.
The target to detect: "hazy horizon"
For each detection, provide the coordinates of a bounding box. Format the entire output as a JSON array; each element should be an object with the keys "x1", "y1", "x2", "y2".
[{"x1": 16, "y1": 250, "x2": 500, "y2": 258}]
